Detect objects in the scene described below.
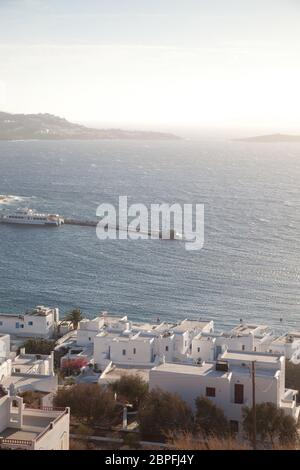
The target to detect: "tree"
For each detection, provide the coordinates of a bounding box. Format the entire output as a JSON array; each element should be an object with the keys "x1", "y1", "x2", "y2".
[
  {"x1": 138, "y1": 388, "x2": 193, "y2": 441},
  {"x1": 242, "y1": 402, "x2": 299, "y2": 446},
  {"x1": 22, "y1": 338, "x2": 55, "y2": 355},
  {"x1": 194, "y1": 397, "x2": 230, "y2": 437},
  {"x1": 110, "y1": 374, "x2": 148, "y2": 408},
  {"x1": 285, "y1": 360, "x2": 300, "y2": 402},
  {"x1": 64, "y1": 308, "x2": 83, "y2": 330},
  {"x1": 61, "y1": 357, "x2": 89, "y2": 376},
  {"x1": 54, "y1": 383, "x2": 120, "y2": 425}
]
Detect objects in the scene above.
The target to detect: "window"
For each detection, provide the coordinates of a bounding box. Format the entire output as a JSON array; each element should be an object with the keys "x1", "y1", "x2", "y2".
[
  {"x1": 88, "y1": 337, "x2": 91, "y2": 341},
  {"x1": 206, "y1": 387, "x2": 216, "y2": 397},
  {"x1": 0, "y1": 321, "x2": 2, "y2": 326},
  {"x1": 254, "y1": 347, "x2": 257, "y2": 352},
  {"x1": 15, "y1": 322, "x2": 19, "y2": 329},
  {"x1": 165, "y1": 346, "x2": 169, "y2": 352},
  {"x1": 234, "y1": 384, "x2": 244, "y2": 404},
  {"x1": 122, "y1": 349, "x2": 126, "y2": 356},
  {"x1": 133, "y1": 348, "x2": 136, "y2": 354},
  {"x1": 242, "y1": 345, "x2": 245, "y2": 351},
  {"x1": 20, "y1": 324, "x2": 24, "y2": 328},
  {"x1": 28, "y1": 321, "x2": 33, "y2": 326},
  {"x1": 197, "y1": 347, "x2": 200, "y2": 353},
  {"x1": 230, "y1": 420, "x2": 239, "y2": 433}
]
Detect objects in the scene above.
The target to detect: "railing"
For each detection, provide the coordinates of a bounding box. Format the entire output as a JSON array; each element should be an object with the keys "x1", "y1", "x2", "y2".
[
  {"x1": 24, "y1": 404, "x2": 66, "y2": 411},
  {"x1": 0, "y1": 437, "x2": 33, "y2": 449},
  {"x1": 35, "y1": 408, "x2": 69, "y2": 442}
]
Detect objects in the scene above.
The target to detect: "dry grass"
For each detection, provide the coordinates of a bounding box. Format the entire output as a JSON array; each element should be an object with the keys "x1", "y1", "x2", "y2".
[
  {"x1": 169, "y1": 432, "x2": 300, "y2": 450},
  {"x1": 169, "y1": 433, "x2": 251, "y2": 450}
]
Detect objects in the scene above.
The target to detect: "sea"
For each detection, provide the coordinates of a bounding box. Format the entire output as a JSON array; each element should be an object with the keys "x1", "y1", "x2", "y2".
[{"x1": 0, "y1": 138, "x2": 300, "y2": 333}]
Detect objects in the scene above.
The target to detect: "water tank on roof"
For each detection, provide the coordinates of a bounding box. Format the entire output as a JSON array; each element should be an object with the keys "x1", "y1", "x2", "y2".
[{"x1": 215, "y1": 361, "x2": 229, "y2": 372}]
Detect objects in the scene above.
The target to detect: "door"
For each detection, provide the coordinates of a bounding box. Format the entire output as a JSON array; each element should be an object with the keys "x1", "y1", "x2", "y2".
[{"x1": 234, "y1": 384, "x2": 244, "y2": 404}]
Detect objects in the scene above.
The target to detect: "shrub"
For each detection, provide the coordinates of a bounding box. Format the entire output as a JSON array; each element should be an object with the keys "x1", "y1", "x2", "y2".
[
  {"x1": 242, "y1": 402, "x2": 299, "y2": 446},
  {"x1": 61, "y1": 357, "x2": 88, "y2": 375},
  {"x1": 22, "y1": 338, "x2": 55, "y2": 355},
  {"x1": 138, "y1": 388, "x2": 193, "y2": 441},
  {"x1": 285, "y1": 360, "x2": 300, "y2": 403},
  {"x1": 194, "y1": 396, "x2": 230, "y2": 437},
  {"x1": 54, "y1": 383, "x2": 120, "y2": 425},
  {"x1": 169, "y1": 432, "x2": 250, "y2": 450},
  {"x1": 110, "y1": 374, "x2": 148, "y2": 408}
]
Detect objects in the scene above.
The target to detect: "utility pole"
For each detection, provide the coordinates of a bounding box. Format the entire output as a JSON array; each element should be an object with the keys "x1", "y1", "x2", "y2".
[{"x1": 252, "y1": 361, "x2": 257, "y2": 450}]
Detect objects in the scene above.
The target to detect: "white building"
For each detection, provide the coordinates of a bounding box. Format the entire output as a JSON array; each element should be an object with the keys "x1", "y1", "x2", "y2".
[
  {"x1": 149, "y1": 350, "x2": 300, "y2": 433},
  {"x1": 92, "y1": 315, "x2": 214, "y2": 369},
  {"x1": 0, "y1": 334, "x2": 10, "y2": 359},
  {"x1": 58, "y1": 313, "x2": 300, "y2": 375},
  {"x1": 0, "y1": 306, "x2": 59, "y2": 339},
  {"x1": 76, "y1": 316, "x2": 106, "y2": 346},
  {"x1": 0, "y1": 347, "x2": 57, "y2": 394},
  {"x1": 0, "y1": 391, "x2": 69, "y2": 450},
  {"x1": 0, "y1": 334, "x2": 12, "y2": 384},
  {"x1": 265, "y1": 332, "x2": 300, "y2": 360},
  {"x1": 229, "y1": 323, "x2": 274, "y2": 353}
]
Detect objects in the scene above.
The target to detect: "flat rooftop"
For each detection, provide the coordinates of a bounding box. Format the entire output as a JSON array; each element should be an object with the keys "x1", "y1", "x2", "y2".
[
  {"x1": 13, "y1": 354, "x2": 49, "y2": 365},
  {"x1": 1, "y1": 374, "x2": 52, "y2": 390},
  {"x1": 0, "y1": 308, "x2": 53, "y2": 318},
  {"x1": 101, "y1": 365, "x2": 151, "y2": 383},
  {"x1": 151, "y1": 362, "x2": 230, "y2": 379},
  {"x1": 0, "y1": 408, "x2": 63, "y2": 441},
  {"x1": 231, "y1": 324, "x2": 270, "y2": 335},
  {"x1": 132, "y1": 322, "x2": 162, "y2": 332},
  {"x1": 0, "y1": 427, "x2": 39, "y2": 441},
  {"x1": 101, "y1": 315, "x2": 128, "y2": 324},
  {"x1": 172, "y1": 319, "x2": 213, "y2": 333},
  {"x1": 113, "y1": 334, "x2": 153, "y2": 343},
  {"x1": 96, "y1": 331, "x2": 132, "y2": 339},
  {"x1": 152, "y1": 362, "x2": 212, "y2": 375},
  {"x1": 221, "y1": 350, "x2": 282, "y2": 363}
]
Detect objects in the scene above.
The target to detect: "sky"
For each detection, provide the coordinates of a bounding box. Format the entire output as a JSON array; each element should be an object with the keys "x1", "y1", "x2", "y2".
[{"x1": 0, "y1": 0, "x2": 300, "y2": 131}]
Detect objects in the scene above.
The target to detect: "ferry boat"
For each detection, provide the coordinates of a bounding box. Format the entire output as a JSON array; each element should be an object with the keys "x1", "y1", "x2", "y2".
[{"x1": 0, "y1": 208, "x2": 64, "y2": 226}]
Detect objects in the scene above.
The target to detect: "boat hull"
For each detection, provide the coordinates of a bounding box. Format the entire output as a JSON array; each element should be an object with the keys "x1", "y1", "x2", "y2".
[{"x1": 0, "y1": 219, "x2": 62, "y2": 226}]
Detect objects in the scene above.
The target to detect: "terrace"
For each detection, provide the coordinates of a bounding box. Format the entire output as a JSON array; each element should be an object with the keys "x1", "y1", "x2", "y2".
[{"x1": 0, "y1": 396, "x2": 69, "y2": 450}]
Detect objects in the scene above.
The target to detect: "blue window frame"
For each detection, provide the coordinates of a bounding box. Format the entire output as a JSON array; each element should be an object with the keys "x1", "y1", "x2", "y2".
[{"x1": 16, "y1": 322, "x2": 20, "y2": 329}]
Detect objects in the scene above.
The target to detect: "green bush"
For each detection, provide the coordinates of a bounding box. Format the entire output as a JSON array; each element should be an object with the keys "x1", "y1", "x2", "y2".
[
  {"x1": 22, "y1": 338, "x2": 55, "y2": 355},
  {"x1": 195, "y1": 396, "x2": 230, "y2": 437},
  {"x1": 54, "y1": 383, "x2": 120, "y2": 425},
  {"x1": 110, "y1": 374, "x2": 148, "y2": 408},
  {"x1": 138, "y1": 388, "x2": 193, "y2": 441}
]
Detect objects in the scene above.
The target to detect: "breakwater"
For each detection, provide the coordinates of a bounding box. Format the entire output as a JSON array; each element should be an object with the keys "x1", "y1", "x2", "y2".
[{"x1": 64, "y1": 218, "x2": 178, "y2": 239}]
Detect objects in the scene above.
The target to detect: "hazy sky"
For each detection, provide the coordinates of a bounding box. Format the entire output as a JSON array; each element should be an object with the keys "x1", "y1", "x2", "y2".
[{"x1": 0, "y1": 0, "x2": 300, "y2": 130}]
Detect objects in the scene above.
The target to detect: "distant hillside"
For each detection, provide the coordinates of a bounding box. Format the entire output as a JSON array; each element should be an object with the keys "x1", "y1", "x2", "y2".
[
  {"x1": 0, "y1": 112, "x2": 180, "y2": 141},
  {"x1": 237, "y1": 133, "x2": 300, "y2": 143}
]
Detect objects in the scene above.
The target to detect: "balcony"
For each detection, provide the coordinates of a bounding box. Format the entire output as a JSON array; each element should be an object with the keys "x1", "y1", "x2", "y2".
[
  {"x1": 280, "y1": 389, "x2": 300, "y2": 420},
  {"x1": 0, "y1": 405, "x2": 69, "y2": 450}
]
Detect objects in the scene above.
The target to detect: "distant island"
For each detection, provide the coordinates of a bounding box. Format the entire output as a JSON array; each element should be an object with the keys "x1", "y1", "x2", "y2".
[
  {"x1": 0, "y1": 111, "x2": 180, "y2": 141},
  {"x1": 236, "y1": 133, "x2": 300, "y2": 143}
]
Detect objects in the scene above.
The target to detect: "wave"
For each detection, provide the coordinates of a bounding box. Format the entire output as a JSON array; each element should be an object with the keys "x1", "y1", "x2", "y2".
[{"x1": 0, "y1": 194, "x2": 35, "y2": 205}]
